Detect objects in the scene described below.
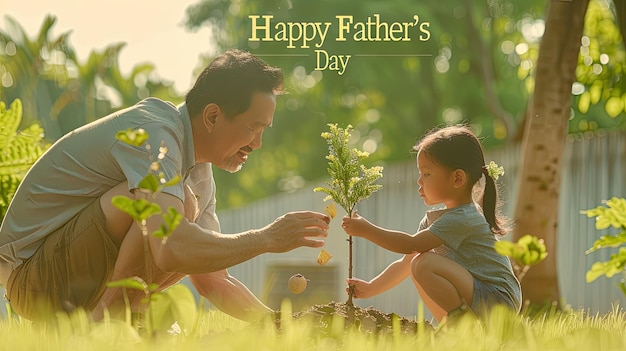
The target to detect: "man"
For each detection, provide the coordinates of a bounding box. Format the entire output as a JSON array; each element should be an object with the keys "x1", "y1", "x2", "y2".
[{"x1": 0, "y1": 49, "x2": 329, "y2": 321}]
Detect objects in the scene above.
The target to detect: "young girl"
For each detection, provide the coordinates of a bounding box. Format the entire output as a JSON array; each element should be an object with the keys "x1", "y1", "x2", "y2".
[{"x1": 341, "y1": 125, "x2": 521, "y2": 323}]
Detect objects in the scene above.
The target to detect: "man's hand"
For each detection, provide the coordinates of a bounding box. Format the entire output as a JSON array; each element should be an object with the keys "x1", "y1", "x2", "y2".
[{"x1": 263, "y1": 211, "x2": 330, "y2": 253}]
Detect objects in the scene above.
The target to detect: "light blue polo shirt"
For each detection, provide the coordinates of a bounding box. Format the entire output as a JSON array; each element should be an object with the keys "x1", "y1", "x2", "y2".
[{"x1": 0, "y1": 98, "x2": 203, "y2": 279}]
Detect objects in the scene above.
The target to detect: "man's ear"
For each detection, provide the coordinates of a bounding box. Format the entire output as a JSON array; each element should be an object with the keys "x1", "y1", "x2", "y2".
[
  {"x1": 452, "y1": 169, "x2": 468, "y2": 189},
  {"x1": 202, "y1": 103, "x2": 220, "y2": 130}
]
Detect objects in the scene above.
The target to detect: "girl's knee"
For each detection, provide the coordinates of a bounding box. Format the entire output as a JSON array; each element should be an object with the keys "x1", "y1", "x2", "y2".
[{"x1": 411, "y1": 252, "x2": 437, "y2": 280}]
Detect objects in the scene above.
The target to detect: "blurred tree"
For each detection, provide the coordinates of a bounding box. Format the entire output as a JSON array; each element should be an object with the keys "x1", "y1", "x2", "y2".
[
  {"x1": 0, "y1": 15, "x2": 75, "y2": 138},
  {"x1": 512, "y1": 0, "x2": 589, "y2": 308},
  {"x1": 0, "y1": 14, "x2": 182, "y2": 140},
  {"x1": 183, "y1": 0, "x2": 561, "y2": 209},
  {"x1": 570, "y1": 1, "x2": 626, "y2": 132}
]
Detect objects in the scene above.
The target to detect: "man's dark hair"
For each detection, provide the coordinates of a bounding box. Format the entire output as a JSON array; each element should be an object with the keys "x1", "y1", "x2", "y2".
[{"x1": 185, "y1": 49, "x2": 284, "y2": 119}]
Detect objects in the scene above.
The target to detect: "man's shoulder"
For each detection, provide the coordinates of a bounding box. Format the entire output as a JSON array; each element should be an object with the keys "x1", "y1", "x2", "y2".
[
  {"x1": 120, "y1": 98, "x2": 184, "y2": 133},
  {"x1": 135, "y1": 97, "x2": 179, "y2": 114}
]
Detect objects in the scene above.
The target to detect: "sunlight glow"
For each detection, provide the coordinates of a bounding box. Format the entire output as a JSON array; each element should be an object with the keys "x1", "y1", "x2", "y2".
[
  {"x1": 515, "y1": 43, "x2": 529, "y2": 55},
  {"x1": 600, "y1": 54, "x2": 609, "y2": 65},
  {"x1": 500, "y1": 40, "x2": 515, "y2": 55},
  {"x1": 571, "y1": 82, "x2": 585, "y2": 95}
]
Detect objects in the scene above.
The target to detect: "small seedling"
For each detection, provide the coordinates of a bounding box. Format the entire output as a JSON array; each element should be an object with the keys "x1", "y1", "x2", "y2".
[{"x1": 313, "y1": 123, "x2": 383, "y2": 305}]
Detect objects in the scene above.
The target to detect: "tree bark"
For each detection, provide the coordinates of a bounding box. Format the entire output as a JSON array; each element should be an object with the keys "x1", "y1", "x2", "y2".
[{"x1": 513, "y1": 0, "x2": 589, "y2": 307}]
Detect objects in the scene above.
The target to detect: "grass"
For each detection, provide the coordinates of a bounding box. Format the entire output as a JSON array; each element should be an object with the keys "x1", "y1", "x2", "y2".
[{"x1": 1, "y1": 303, "x2": 625, "y2": 351}]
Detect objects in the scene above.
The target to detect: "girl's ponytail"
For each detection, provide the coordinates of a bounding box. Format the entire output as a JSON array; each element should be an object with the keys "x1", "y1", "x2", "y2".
[{"x1": 481, "y1": 166, "x2": 506, "y2": 235}]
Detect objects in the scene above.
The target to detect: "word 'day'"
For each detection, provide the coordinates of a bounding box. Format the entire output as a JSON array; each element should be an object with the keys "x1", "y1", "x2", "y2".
[{"x1": 315, "y1": 50, "x2": 351, "y2": 75}]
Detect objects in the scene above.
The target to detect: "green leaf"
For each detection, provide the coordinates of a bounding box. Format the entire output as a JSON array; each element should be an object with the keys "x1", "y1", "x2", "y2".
[
  {"x1": 162, "y1": 174, "x2": 182, "y2": 188},
  {"x1": 152, "y1": 207, "x2": 183, "y2": 239},
  {"x1": 586, "y1": 231, "x2": 626, "y2": 254},
  {"x1": 148, "y1": 284, "x2": 198, "y2": 333},
  {"x1": 115, "y1": 128, "x2": 149, "y2": 146},
  {"x1": 0, "y1": 98, "x2": 50, "y2": 219},
  {"x1": 494, "y1": 240, "x2": 516, "y2": 257},
  {"x1": 585, "y1": 247, "x2": 626, "y2": 283},
  {"x1": 314, "y1": 123, "x2": 383, "y2": 214},
  {"x1": 583, "y1": 198, "x2": 626, "y2": 254},
  {"x1": 582, "y1": 198, "x2": 626, "y2": 230},
  {"x1": 138, "y1": 174, "x2": 161, "y2": 193},
  {"x1": 111, "y1": 195, "x2": 161, "y2": 222},
  {"x1": 495, "y1": 234, "x2": 547, "y2": 266}
]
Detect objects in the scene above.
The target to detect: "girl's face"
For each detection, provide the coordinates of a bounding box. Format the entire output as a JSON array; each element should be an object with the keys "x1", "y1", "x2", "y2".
[{"x1": 416, "y1": 150, "x2": 457, "y2": 206}]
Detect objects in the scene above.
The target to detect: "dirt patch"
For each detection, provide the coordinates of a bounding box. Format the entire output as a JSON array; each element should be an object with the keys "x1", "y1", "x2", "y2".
[{"x1": 271, "y1": 301, "x2": 433, "y2": 335}]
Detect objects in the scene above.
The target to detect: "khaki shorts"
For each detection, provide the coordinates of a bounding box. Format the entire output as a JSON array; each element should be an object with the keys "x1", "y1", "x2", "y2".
[{"x1": 6, "y1": 199, "x2": 120, "y2": 320}]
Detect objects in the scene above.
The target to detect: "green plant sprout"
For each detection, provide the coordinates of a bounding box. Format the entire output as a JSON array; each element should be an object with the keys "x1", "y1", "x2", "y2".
[
  {"x1": 0, "y1": 98, "x2": 50, "y2": 219},
  {"x1": 314, "y1": 123, "x2": 383, "y2": 306},
  {"x1": 495, "y1": 234, "x2": 548, "y2": 282},
  {"x1": 582, "y1": 197, "x2": 626, "y2": 296},
  {"x1": 107, "y1": 128, "x2": 194, "y2": 335}
]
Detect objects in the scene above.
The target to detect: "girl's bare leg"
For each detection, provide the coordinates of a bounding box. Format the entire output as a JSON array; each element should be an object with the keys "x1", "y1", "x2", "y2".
[{"x1": 410, "y1": 252, "x2": 474, "y2": 323}]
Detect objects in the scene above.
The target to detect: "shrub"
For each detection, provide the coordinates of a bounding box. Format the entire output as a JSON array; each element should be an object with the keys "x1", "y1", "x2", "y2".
[
  {"x1": 0, "y1": 98, "x2": 50, "y2": 220},
  {"x1": 583, "y1": 197, "x2": 626, "y2": 295}
]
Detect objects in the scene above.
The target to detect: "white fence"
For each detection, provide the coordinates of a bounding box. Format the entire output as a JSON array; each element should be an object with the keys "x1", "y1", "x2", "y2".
[
  {"x1": 1, "y1": 131, "x2": 624, "y2": 319},
  {"x1": 217, "y1": 130, "x2": 626, "y2": 318}
]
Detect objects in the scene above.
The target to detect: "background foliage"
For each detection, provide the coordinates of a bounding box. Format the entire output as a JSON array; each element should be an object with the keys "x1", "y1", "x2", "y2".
[
  {"x1": 183, "y1": 0, "x2": 625, "y2": 209},
  {"x1": 0, "y1": 0, "x2": 624, "y2": 213},
  {"x1": 0, "y1": 99, "x2": 49, "y2": 218}
]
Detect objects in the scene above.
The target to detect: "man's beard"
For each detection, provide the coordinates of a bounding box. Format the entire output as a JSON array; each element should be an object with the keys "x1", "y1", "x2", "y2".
[
  {"x1": 227, "y1": 163, "x2": 244, "y2": 174},
  {"x1": 222, "y1": 156, "x2": 245, "y2": 174}
]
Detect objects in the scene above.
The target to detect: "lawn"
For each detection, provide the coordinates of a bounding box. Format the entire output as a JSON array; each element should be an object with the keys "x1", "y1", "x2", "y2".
[{"x1": 1, "y1": 300, "x2": 625, "y2": 351}]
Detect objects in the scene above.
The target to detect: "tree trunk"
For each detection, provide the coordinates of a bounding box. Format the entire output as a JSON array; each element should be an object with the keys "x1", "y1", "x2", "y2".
[{"x1": 513, "y1": 0, "x2": 589, "y2": 307}]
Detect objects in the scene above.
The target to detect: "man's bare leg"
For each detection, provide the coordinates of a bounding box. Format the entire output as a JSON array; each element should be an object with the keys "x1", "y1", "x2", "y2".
[{"x1": 92, "y1": 182, "x2": 196, "y2": 320}]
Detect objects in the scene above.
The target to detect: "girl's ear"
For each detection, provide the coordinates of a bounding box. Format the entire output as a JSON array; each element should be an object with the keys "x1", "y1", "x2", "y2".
[{"x1": 452, "y1": 169, "x2": 468, "y2": 189}]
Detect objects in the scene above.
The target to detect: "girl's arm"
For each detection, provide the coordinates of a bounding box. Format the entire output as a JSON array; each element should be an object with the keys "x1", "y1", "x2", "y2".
[
  {"x1": 348, "y1": 253, "x2": 417, "y2": 299},
  {"x1": 342, "y1": 213, "x2": 443, "y2": 254}
]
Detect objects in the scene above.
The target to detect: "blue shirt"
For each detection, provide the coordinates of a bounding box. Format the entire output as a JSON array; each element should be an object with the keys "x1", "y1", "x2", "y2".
[
  {"x1": 421, "y1": 203, "x2": 522, "y2": 310},
  {"x1": 0, "y1": 98, "x2": 219, "y2": 286}
]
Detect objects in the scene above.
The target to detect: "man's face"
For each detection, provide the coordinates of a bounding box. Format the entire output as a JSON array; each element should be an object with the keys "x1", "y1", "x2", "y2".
[{"x1": 204, "y1": 92, "x2": 276, "y2": 173}]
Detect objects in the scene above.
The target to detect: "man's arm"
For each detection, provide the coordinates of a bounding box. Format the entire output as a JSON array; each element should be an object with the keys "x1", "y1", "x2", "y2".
[
  {"x1": 189, "y1": 270, "x2": 272, "y2": 322},
  {"x1": 139, "y1": 190, "x2": 330, "y2": 274}
]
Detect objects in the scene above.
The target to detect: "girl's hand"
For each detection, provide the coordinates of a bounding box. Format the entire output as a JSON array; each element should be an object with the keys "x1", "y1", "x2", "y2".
[
  {"x1": 346, "y1": 277, "x2": 375, "y2": 299},
  {"x1": 341, "y1": 211, "x2": 372, "y2": 237}
]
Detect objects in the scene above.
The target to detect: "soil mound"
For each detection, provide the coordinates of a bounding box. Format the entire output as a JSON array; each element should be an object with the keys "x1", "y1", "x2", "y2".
[{"x1": 275, "y1": 301, "x2": 433, "y2": 335}]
